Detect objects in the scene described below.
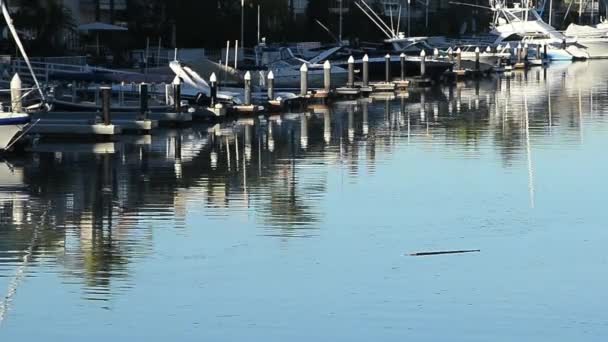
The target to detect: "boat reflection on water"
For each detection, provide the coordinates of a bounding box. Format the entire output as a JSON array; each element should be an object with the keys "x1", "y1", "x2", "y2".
[{"x1": 0, "y1": 61, "x2": 607, "y2": 331}]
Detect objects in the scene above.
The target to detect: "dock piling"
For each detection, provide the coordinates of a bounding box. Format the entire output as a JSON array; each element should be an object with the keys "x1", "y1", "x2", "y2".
[
  {"x1": 172, "y1": 76, "x2": 182, "y2": 113},
  {"x1": 324, "y1": 61, "x2": 332, "y2": 91},
  {"x1": 456, "y1": 48, "x2": 462, "y2": 70},
  {"x1": 139, "y1": 83, "x2": 149, "y2": 120},
  {"x1": 420, "y1": 50, "x2": 426, "y2": 76},
  {"x1": 385, "y1": 54, "x2": 391, "y2": 83},
  {"x1": 100, "y1": 86, "x2": 112, "y2": 126},
  {"x1": 244, "y1": 71, "x2": 252, "y2": 105},
  {"x1": 475, "y1": 46, "x2": 480, "y2": 71},
  {"x1": 10, "y1": 73, "x2": 22, "y2": 113},
  {"x1": 523, "y1": 43, "x2": 529, "y2": 62},
  {"x1": 433, "y1": 48, "x2": 439, "y2": 59},
  {"x1": 347, "y1": 56, "x2": 355, "y2": 88},
  {"x1": 267, "y1": 71, "x2": 275, "y2": 100},
  {"x1": 210, "y1": 72, "x2": 218, "y2": 106},
  {"x1": 400, "y1": 53, "x2": 406, "y2": 81},
  {"x1": 516, "y1": 43, "x2": 522, "y2": 64},
  {"x1": 300, "y1": 63, "x2": 308, "y2": 96},
  {"x1": 447, "y1": 48, "x2": 454, "y2": 63},
  {"x1": 363, "y1": 54, "x2": 369, "y2": 86}
]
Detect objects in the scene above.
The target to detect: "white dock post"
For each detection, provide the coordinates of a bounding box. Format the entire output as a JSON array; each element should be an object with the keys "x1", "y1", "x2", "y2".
[
  {"x1": 385, "y1": 54, "x2": 391, "y2": 83},
  {"x1": 433, "y1": 48, "x2": 439, "y2": 59},
  {"x1": 210, "y1": 72, "x2": 218, "y2": 105},
  {"x1": 347, "y1": 56, "x2": 355, "y2": 88},
  {"x1": 300, "y1": 63, "x2": 308, "y2": 96},
  {"x1": 10, "y1": 73, "x2": 22, "y2": 113},
  {"x1": 400, "y1": 53, "x2": 406, "y2": 81},
  {"x1": 244, "y1": 71, "x2": 252, "y2": 105},
  {"x1": 362, "y1": 54, "x2": 369, "y2": 86},
  {"x1": 172, "y1": 76, "x2": 182, "y2": 113},
  {"x1": 475, "y1": 46, "x2": 480, "y2": 71},
  {"x1": 267, "y1": 71, "x2": 274, "y2": 100},
  {"x1": 420, "y1": 50, "x2": 426, "y2": 77},
  {"x1": 456, "y1": 48, "x2": 462, "y2": 70},
  {"x1": 324, "y1": 60, "x2": 332, "y2": 91}
]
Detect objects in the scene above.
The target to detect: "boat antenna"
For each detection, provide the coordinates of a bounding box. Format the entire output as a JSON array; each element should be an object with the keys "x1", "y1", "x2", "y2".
[
  {"x1": 354, "y1": 1, "x2": 394, "y2": 39},
  {"x1": 357, "y1": 0, "x2": 396, "y2": 38},
  {"x1": 0, "y1": 0, "x2": 45, "y2": 102}
]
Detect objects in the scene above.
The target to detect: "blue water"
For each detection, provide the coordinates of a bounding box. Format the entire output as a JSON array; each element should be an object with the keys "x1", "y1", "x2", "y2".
[{"x1": 1, "y1": 61, "x2": 607, "y2": 341}]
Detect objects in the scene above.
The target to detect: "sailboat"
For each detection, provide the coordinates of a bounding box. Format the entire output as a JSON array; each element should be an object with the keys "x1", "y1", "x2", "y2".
[{"x1": 0, "y1": 0, "x2": 46, "y2": 151}]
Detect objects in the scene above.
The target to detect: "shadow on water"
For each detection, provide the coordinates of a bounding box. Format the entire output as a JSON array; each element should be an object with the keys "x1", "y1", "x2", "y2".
[{"x1": 0, "y1": 61, "x2": 607, "y2": 312}]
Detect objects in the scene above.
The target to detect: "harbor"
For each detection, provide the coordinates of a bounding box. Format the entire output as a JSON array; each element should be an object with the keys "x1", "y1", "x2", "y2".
[{"x1": 1, "y1": 0, "x2": 608, "y2": 340}]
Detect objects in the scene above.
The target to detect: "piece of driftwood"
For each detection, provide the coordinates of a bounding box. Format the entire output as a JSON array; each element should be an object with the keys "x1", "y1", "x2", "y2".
[{"x1": 408, "y1": 249, "x2": 481, "y2": 257}]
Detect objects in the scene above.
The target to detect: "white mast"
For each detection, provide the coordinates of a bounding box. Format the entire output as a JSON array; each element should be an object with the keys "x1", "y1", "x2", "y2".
[{"x1": 0, "y1": 0, "x2": 45, "y2": 102}]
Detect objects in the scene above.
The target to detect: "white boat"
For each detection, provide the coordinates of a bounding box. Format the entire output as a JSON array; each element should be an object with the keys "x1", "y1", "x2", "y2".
[
  {"x1": 487, "y1": 1, "x2": 608, "y2": 59},
  {"x1": 0, "y1": 112, "x2": 30, "y2": 150}
]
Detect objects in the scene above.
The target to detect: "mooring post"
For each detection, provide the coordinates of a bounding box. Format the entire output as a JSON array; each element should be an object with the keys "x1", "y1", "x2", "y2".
[
  {"x1": 347, "y1": 56, "x2": 355, "y2": 87},
  {"x1": 447, "y1": 47, "x2": 454, "y2": 63},
  {"x1": 523, "y1": 43, "x2": 529, "y2": 62},
  {"x1": 210, "y1": 72, "x2": 218, "y2": 106},
  {"x1": 420, "y1": 49, "x2": 426, "y2": 77},
  {"x1": 100, "y1": 86, "x2": 112, "y2": 126},
  {"x1": 244, "y1": 71, "x2": 252, "y2": 105},
  {"x1": 300, "y1": 63, "x2": 308, "y2": 96},
  {"x1": 475, "y1": 46, "x2": 480, "y2": 71},
  {"x1": 10, "y1": 73, "x2": 22, "y2": 113},
  {"x1": 543, "y1": 43, "x2": 548, "y2": 60},
  {"x1": 516, "y1": 43, "x2": 522, "y2": 64},
  {"x1": 139, "y1": 83, "x2": 149, "y2": 120},
  {"x1": 267, "y1": 71, "x2": 275, "y2": 100},
  {"x1": 456, "y1": 48, "x2": 462, "y2": 70},
  {"x1": 400, "y1": 53, "x2": 406, "y2": 81},
  {"x1": 385, "y1": 54, "x2": 391, "y2": 83},
  {"x1": 324, "y1": 60, "x2": 332, "y2": 91},
  {"x1": 172, "y1": 76, "x2": 182, "y2": 113},
  {"x1": 433, "y1": 48, "x2": 439, "y2": 59},
  {"x1": 362, "y1": 54, "x2": 369, "y2": 86},
  {"x1": 486, "y1": 46, "x2": 492, "y2": 54}
]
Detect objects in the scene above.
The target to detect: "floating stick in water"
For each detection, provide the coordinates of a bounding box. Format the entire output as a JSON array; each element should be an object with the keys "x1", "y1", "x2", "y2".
[{"x1": 408, "y1": 250, "x2": 480, "y2": 257}]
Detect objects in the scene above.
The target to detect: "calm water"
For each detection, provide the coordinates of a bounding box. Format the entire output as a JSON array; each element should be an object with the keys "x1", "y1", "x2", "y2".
[{"x1": 1, "y1": 61, "x2": 608, "y2": 341}]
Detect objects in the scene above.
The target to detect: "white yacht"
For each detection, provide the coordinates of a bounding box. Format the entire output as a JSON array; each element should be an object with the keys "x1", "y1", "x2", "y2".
[{"x1": 487, "y1": 0, "x2": 608, "y2": 59}]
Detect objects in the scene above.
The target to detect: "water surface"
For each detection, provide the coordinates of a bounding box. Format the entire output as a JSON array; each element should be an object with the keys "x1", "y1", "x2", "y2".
[{"x1": 1, "y1": 61, "x2": 608, "y2": 341}]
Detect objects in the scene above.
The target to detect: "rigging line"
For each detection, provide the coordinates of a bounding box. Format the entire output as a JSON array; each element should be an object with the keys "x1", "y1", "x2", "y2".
[
  {"x1": 0, "y1": 0, "x2": 45, "y2": 102},
  {"x1": 358, "y1": 0, "x2": 396, "y2": 37},
  {"x1": 355, "y1": 2, "x2": 394, "y2": 39}
]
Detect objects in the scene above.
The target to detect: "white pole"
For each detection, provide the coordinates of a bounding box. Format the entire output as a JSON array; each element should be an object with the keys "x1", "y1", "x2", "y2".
[
  {"x1": 549, "y1": 0, "x2": 553, "y2": 26},
  {"x1": 225, "y1": 40, "x2": 230, "y2": 69},
  {"x1": 339, "y1": 0, "x2": 343, "y2": 42},
  {"x1": 241, "y1": 0, "x2": 245, "y2": 48},
  {"x1": 408, "y1": 0, "x2": 411, "y2": 37},
  {"x1": 156, "y1": 36, "x2": 162, "y2": 67},
  {"x1": 257, "y1": 5, "x2": 261, "y2": 44},
  {"x1": 235, "y1": 40, "x2": 239, "y2": 70}
]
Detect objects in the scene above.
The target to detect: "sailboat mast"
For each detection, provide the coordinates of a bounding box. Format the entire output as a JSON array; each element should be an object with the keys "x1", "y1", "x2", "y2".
[{"x1": 0, "y1": 0, "x2": 45, "y2": 102}]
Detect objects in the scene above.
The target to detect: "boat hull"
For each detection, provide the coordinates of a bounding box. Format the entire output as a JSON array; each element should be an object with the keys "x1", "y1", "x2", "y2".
[{"x1": 0, "y1": 114, "x2": 29, "y2": 151}]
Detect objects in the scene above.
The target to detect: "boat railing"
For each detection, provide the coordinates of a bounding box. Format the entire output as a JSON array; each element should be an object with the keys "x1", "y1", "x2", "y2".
[{"x1": 7, "y1": 59, "x2": 140, "y2": 84}]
